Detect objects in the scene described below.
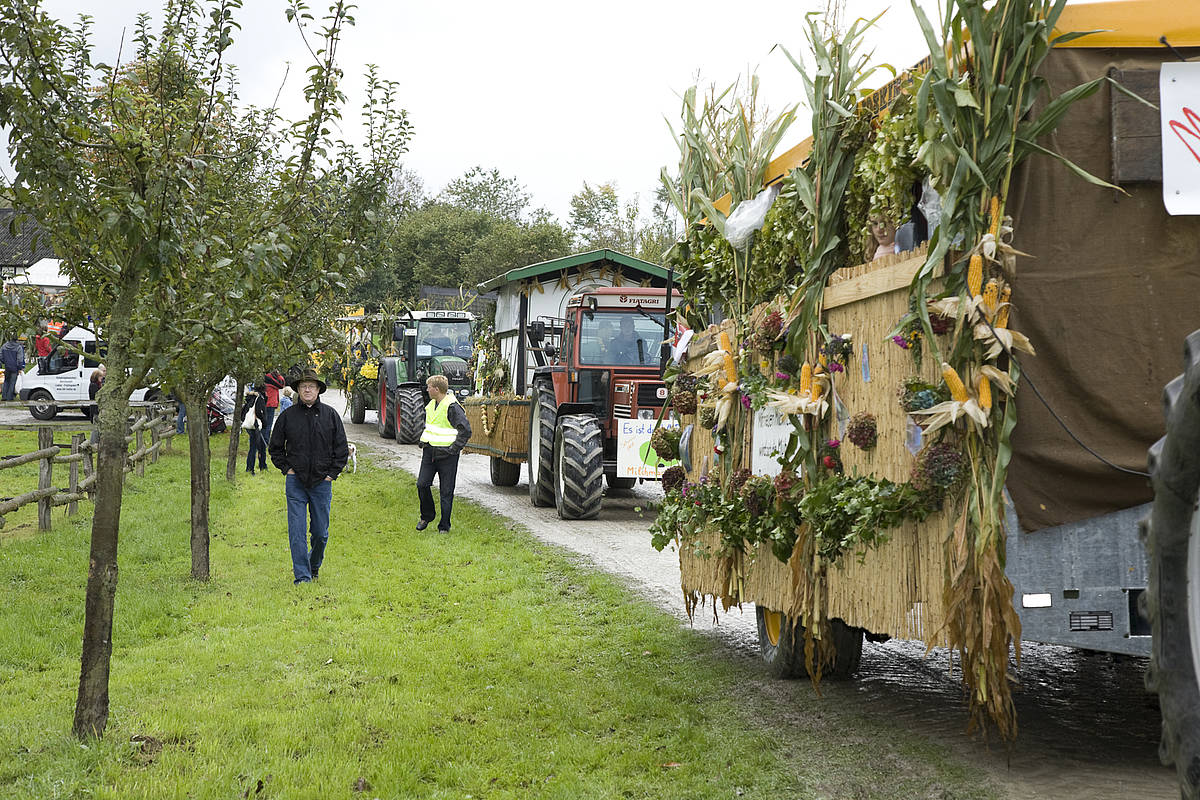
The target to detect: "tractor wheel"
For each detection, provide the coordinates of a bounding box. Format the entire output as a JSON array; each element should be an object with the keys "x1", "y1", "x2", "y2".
[
  {"x1": 490, "y1": 456, "x2": 521, "y2": 487},
  {"x1": 396, "y1": 387, "x2": 425, "y2": 444},
  {"x1": 1145, "y1": 329, "x2": 1200, "y2": 800},
  {"x1": 755, "y1": 607, "x2": 863, "y2": 680},
  {"x1": 28, "y1": 389, "x2": 56, "y2": 421},
  {"x1": 527, "y1": 381, "x2": 556, "y2": 507},
  {"x1": 376, "y1": 380, "x2": 395, "y2": 439},
  {"x1": 553, "y1": 414, "x2": 604, "y2": 520},
  {"x1": 606, "y1": 473, "x2": 637, "y2": 492},
  {"x1": 349, "y1": 390, "x2": 365, "y2": 425}
]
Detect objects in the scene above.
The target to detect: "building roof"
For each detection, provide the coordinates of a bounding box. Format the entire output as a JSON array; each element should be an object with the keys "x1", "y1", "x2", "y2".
[
  {"x1": 477, "y1": 249, "x2": 668, "y2": 292},
  {"x1": 0, "y1": 209, "x2": 55, "y2": 270}
]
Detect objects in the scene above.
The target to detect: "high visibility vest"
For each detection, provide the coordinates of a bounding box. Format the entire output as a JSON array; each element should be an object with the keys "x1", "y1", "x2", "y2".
[{"x1": 420, "y1": 395, "x2": 459, "y2": 446}]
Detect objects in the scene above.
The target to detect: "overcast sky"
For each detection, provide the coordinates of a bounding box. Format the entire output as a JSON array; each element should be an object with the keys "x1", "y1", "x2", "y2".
[{"x1": 9, "y1": 1, "x2": 955, "y2": 222}]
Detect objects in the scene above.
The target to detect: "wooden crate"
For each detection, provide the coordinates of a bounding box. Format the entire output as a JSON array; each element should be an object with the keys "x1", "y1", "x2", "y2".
[{"x1": 461, "y1": 396, "x2": 530, "y2": 464}]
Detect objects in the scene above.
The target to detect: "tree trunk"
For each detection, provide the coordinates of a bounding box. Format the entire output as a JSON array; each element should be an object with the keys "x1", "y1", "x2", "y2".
[
  {"x1": 225, "y1": 378, "x2": 245, "y2": 481},
  {"x1": 73, "y1": 345, "x2": 133, "y2": 739},
  {"x1": 182, "y1": 389, "x2": 211, "y2": 581}
]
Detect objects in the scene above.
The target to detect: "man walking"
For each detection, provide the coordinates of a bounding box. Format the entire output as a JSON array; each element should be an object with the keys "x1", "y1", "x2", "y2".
[
  {"x1": 1, "y1": 335, "x2": 26, "y2": 401},
  {"x1": 269, "y1": 368, "x2": 349, "y2": 584},
  {"x1": 416, "y1": 375, "x2": 472, "y2": 533}
]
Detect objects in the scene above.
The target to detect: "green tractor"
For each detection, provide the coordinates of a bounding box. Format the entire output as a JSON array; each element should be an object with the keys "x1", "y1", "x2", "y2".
[{"x1": 376, "y1": 310, "x2": 476, "y2": 443}]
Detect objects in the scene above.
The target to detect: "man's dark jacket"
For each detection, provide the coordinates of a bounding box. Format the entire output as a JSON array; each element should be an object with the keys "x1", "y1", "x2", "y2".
[{"x1": 268, "y1": 398, "x2": 349, "y2": 488}]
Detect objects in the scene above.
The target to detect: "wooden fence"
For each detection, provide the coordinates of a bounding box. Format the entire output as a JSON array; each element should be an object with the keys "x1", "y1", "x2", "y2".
[{"x1": 0, "y1": 403, "x2": 179, "y2": 533}]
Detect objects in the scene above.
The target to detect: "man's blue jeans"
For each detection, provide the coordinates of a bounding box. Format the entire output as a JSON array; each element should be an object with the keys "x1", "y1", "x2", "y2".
[
  {"x1": 2, "y1": 371, "x2": 18, "y2": 401},
  {"x1": 285, "y1": 474, "x2": 332, "y2": 583}
]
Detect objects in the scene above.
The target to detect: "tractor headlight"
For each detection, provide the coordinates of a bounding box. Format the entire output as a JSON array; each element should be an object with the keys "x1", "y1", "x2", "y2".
[
  {"x1": 458, "y1": 388, "x2": 469, "y2": 396},
  {"x1": 638, "y1": 409, "x2": 655, "y2": 420}
]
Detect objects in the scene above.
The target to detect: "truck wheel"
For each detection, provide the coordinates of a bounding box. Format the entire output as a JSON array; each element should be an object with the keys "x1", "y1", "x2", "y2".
[
  {"x1": 527, "y1": 381, "x2": 556, "y2": 507},
  {"x1": 756, "y1": 607, "x2": 863, "y2": 680},
  {"x1": 396, "y1": 387, "x2": 425, "y2": 444},
  {"x1": 553, "y1": 414, "x2": 604, "y2": 520},
  {"x1": 28, "y1": 389, "x2": 56, "y2": 421},
  {"x1": 376, "y1": 381, "x2": 395, "y2": 439},
  {"x1": 1145, "y1": 329, "x2": 1200, "y2": 800},
  {"x1": 490, "y1": 457, "x2": 521, "y2": 487},
  {"x1": 349, "y1": 390, "x2": 365, "y2": 425}
]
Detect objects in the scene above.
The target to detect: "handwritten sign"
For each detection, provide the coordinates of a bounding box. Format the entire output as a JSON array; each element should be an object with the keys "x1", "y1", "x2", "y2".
[
  {"x1": 616, "y1": 419, "x2": 680, "y2": 479},
  {"x1": 751, "y1": 406, "x2": 794, "y2": 478},
  {"x1": 1161, "y1": 63, "x2": 1200, "y2": 216}
]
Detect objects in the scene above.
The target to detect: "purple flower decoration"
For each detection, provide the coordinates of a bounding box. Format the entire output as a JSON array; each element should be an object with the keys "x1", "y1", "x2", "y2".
[
  {"x1": 740, "y1": 393, "x2": 752, "y2": 409},
  {"x1": 775, "y1": 371, "x2": 790, "y2": 381},
  {"x1": 829, "y1": 362, "x2": 844, "y2": 373},
  {"x1": 826, "y1": 438, "x2": 840, "y2": 449},
  {"x1": 892, "y1": 335, "x2": 911, "y2": 350}
]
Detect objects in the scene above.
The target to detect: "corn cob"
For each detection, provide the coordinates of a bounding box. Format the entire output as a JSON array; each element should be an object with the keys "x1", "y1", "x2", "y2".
[
  {"x1": 995, "y1": 286, "x2": 1012, "y2": 328},
  {"x1": 719, "y1": 330, "x2": 733, "y2": 353},
  {"x1": 818, "y1": 351, "x2": 828, "y2": 367},
  {"x1": 942, "y1": 362, "x2": 969, "y2": 403},
  {"x1": 977, "y1": 374, "x2": 992, "y2": 412},
  {"x1": 967, "y1": 253, "x2": 984, "y2": 298},
  {"x1": 982, "y1": 279, "x2": 1000, "y2": 315},
  {"x1": 722, "y1": 352, "x2": 738, "y2": 385},
  {"x1": 988, "y1": 195, "x2": 1002, "y2": 238},
  {"x1": 800, "y1": 362, "x2": 813, "y2": 396},
  {"x1": 810, "y1": 380, "x2": 823, "y2": 404}
]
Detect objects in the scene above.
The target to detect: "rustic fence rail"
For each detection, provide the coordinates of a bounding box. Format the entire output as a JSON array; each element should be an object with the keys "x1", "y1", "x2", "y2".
[{"x1": 0, "y1": 402, "x2": 180, "y2": 532}]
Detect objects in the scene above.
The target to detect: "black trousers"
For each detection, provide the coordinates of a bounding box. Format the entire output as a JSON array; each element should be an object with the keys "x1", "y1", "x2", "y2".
[{"x1": 416, "y1": 447, "x2": 459, "y2": 530}]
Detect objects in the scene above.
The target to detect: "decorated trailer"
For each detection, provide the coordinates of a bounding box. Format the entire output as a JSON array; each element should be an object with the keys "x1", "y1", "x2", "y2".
[
  {"x1": 462, "y1": 250, "x2": 682, "y2": 519},
  {"x1": 652, "y1": 1, "x2": 1200, "y2": 794}
]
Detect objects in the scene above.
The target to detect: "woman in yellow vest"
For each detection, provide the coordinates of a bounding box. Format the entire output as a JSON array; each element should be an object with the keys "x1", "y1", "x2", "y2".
[{"x1": 416, "y1": 375, "x2": 473, "y2": 533}]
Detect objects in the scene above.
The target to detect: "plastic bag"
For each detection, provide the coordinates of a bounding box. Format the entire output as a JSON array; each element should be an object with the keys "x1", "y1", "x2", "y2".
[{"x1": 724, "y1": 184, "x2": 780, "y2": 250}]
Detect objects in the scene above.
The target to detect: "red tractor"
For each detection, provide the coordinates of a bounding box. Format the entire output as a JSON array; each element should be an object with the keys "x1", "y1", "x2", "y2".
[{"x1": 523, "y1": 287, "x2": 683, "y2": 519}]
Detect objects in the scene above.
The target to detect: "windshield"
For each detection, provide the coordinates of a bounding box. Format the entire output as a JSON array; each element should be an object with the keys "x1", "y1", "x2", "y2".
[
  {"x1": 417, "y1": 321, "x2": 472, "y2": 358},
  {"x1": 579, "y1": 311, "x2": 665, "y2": 366}
]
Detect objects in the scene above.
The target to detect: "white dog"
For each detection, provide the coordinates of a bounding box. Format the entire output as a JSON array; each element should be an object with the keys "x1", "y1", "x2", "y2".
[{"x1": 347, "y1": 442, "x2": 357, "y2": 473}]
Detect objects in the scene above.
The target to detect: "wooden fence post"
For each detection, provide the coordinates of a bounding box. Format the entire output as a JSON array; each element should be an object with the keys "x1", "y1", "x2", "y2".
[
  {"x1": 150, "y1": 411, "x2": 160, "y2": 465},
  {"x1": 37, "y1": 427, "x2": 52, "y2": 532},
  {"x1": 135, "y1": 410, "x2": 145, "y2": 477},
  {"x1": 82, "y1": 438, "x2": 95, "y2": 501},
  {"x1": 68, "y1": 433, "x2": 83, "y2": 517}
]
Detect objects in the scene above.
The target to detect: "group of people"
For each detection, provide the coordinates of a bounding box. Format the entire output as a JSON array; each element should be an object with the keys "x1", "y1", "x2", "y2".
[{"x1": 253, "y1": 369, "x2": 471, "y2": 584}]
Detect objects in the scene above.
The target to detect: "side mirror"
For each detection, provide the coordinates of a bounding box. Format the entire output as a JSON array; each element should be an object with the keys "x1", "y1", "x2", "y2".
[
  {"x1": 544, "y1": 345, "x2": 558, "y2": 359},
  {"x1": 658, "y1": 341, "x2": 671, "y2": 377}
]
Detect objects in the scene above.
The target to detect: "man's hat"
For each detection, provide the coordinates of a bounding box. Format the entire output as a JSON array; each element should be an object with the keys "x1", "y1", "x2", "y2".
[{"x1": 289, "y1": 368, "x2": 327, "y2": 394}]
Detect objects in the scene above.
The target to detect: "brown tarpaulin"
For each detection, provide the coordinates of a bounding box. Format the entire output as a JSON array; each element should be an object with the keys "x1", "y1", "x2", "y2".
[{"x1": 1006, "y1": 47, "x2": 1200, "y2": 532}]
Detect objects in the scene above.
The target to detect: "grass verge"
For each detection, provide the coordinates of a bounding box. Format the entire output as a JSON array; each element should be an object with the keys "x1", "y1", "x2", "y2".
[{"x1": 0, "y1": 434, "x2": 998, "y2": 799}]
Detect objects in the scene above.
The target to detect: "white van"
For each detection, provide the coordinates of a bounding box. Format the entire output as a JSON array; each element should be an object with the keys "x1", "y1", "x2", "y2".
[{"x1": 17, "y1": 327, "x2": 158, "y2": 420}]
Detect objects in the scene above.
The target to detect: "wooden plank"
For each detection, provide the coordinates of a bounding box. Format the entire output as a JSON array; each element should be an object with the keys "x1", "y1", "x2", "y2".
[
  {"x1": 822, "y1": 252, "x2": 936, "y2": 310},
  {"x1": 1111, "y1": 68, "x2": 1162, "y2": 183},
  {"x1": 0, "y1": 445, "x2": 61, "y2": 470}
]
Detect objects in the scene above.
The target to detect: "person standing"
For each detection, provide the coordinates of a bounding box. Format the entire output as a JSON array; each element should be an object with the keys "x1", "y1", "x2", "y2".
[
  {"x1": 415, "y1": 374, "x2": 472, "y2": 533},
  {"x1": 261, "y1": 368, "x2": 286, "y2": 446},
  {"x1": 268, "y1": 369, "x2": 348, "y2": 584},
  {"x1": 1, "y1": 335, "x2": 25, "y2": 401},
  {"x1": 242, "y1": 384, "x2": 268, "y2": 474}
]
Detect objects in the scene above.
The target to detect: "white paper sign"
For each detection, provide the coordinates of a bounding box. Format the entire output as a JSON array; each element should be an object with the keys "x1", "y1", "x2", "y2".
[
  {"x1": 616, "y1": 418, "x2": 680, "y2": 479},
  {"x1": 1161, "y1": 63, "x2": 1200, "y2": 215},
  {"x1": 751, "y1": 406, "x2": 794, "y2": 478}
]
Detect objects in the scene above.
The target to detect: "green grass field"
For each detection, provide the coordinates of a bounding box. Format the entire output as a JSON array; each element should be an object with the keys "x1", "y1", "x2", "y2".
[{"x1": 0, "y1": 433, "x2": 998, "y2": 799}]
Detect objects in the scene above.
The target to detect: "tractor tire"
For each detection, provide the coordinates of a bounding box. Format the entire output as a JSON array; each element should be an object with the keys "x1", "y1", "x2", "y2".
[
  {"x1": 490, "y1": 456, "x2": 521, "y2": 487},
  {"x1": 527, "y1": 381, "x2": 556, "y2": 507},
  {"x1": 606, "y1": 473, "x2": 637, "y2": 492},
  {"x1": 1145, "y1": 328, "x2": 1200, "y2": 800},
  {"x1": 28, "y1": 389, "x2": 56, "y2": 421},
  {"x1": 349, "y1": 390, "x2": 365, "y2": 425},
  {"x1": 396, "y1": 387, "x2": 425, "y2": 444},
  {"x1": 376, "y1": 380, "x2": 395, "y2": 439},
  {"x1": 756, "y1": 607, "x2": 863, "y2": 680},
  {"x1": 553, "y1": 414, "x2": 604, "y2": 520}
]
